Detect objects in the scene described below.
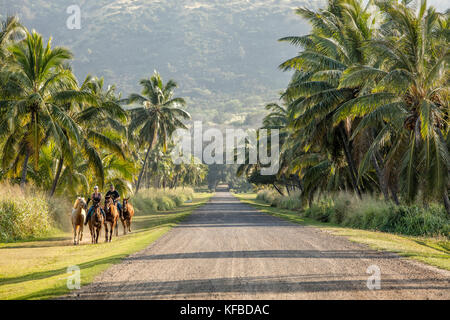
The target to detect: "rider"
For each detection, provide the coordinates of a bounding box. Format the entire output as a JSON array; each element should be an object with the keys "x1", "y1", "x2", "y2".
[
  {"x1": 105, "y1": 184, "x2": 123, "y2": 219},
  {"x1": 85, "y1": 186, "x2": 106, "y2": 225}
]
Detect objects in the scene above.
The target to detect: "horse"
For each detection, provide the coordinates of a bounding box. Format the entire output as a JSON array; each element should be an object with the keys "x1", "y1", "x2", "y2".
[
  {"x1": 71, "y1": 197, "x2": 87, "y2": 245},
  {"x1": 120, "y1": 197, "x2": 135, "y2": 235},
  {"x1": 88, "y1": 202, "x2": 104, "y2": 244},
  {"x1": 104, "y1": 196, "x2": 119, "y2": 242}
]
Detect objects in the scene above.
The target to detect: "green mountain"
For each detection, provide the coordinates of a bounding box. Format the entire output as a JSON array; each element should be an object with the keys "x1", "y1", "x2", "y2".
[{"x1": 1, "y1": 0, "x2": 321, "y2": 125}]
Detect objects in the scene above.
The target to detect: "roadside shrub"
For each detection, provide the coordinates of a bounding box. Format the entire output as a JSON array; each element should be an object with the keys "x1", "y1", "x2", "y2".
[
  {"x1": 257, "y1": 190, "x2": 302, "y2": 210},
  {"x1": 304, "y1": 201, "x2": 333, "y2": 222},
  {"x1": 256, "y1": 190, "x2": 277, "y2": 204},
  {"x1": 273, "y1": 191, "x2": 302, "y2": 210},
  {"x1": 302, "y1": 192, "x2": 449, "y2": 238},
  {"x1": 133, "y1": 188, "x2": 194, "y2": 213},
  {"x1": 0, "y1": 184, "x2": 53, "y2": 242}
]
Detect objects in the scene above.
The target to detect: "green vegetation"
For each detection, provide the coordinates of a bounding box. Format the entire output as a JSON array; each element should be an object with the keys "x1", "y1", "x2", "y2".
[
  {"x1": 0, "y1": 16, "x2": 208, "y2": 197},
  {"x1": 0, "y1": 192, "x2": 212, "y2": 300},
  {"x1": 256, "y1": 189, "x2": 449, "y2": 238},
  {"x1": 4, "y1": 0, "x2": 314, "y2": 125},
  {"x1": 235, "y1": 193, "x2": 450, "y2": 271},
  {"x1": 133, "y1": 187, "x2": 194, "y2": 212},
  {"x1": 238, "y1": 0, "x2": 449, "y2": 228},
  {"x1": 257, "y1": 189, "x2": 302, "y2": 210},
  {"x1": 0, "y1": 185, "x2": 53, "y2": 242}
]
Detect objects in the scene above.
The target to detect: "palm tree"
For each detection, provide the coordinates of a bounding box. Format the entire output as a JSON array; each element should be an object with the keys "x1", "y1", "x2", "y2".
[
  {"x1": 0, "y1": 30, "x2": 82, "y2": 187},
  {"x1": 278, "y1": 0, "x2": 383, "y2": 198},
  {"x1": 71, "y1": 76, "x2": 128, "y2": 191},
  {"x1": 334, "y1": 0, "x2": 449, "y2": 212},
  {"x1": 0, "y1": 15, "x2": 24, "y2": 67},
  {"x1": 127, "y1": 71, "x2": 190, "y2": 193}
]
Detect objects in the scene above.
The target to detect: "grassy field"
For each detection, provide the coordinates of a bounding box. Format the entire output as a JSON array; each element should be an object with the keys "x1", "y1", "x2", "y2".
[
  {"x1": 234, "y1": 193, "x2": 450, "y2": 271},
  {"x1": 0, "y1": 193, "x2": 212, "y2": 300}
]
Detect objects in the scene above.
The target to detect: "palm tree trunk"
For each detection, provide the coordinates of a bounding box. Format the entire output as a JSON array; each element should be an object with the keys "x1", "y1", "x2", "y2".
[
  {"x1": 272, "y1": 183, "x2": 284, "y2": 196},
  {"x1": 50, "y1": 156, "x2": 64, "y2": 197},
  {"x1": 339, "y1": 129, "x2": 362, "y2": 198},
  {"x1": 135, "y1": 147, "x2": 152, "y2": 194},
  {"x1": 20, "y1": 149, "x2": 30, "y2": 188},
  {"x1": 371, "y1": 155, "x2": 389, "y2": 201},
  {"x1": 443, "y1": 189, "x2": 450, "y2": 216}
]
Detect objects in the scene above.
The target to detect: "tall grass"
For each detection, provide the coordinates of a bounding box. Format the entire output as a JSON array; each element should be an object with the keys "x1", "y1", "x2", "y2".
[
  {"x1": 133, "y1": 187, "x2": 194, "y2": 213},
  {"x1": 257, "y1": 189, "x2": 302, "y2": 210},
  {"x1": 0, "y1": 184, "x2": 67, "y2": 242},
  {"x1": 256, "y1": 189, "x2": 449, "y2": 238},
  {"x1": 304, "y1": 193, "x2": 450, "y2": 238}
]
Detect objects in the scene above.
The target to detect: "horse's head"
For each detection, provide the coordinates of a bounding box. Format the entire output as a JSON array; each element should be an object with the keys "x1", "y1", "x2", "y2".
[
  {"x1": 123, "y1": 197, "x2": 129, "y2": 212},
  {"x1": 73, "y1": 197, "x2": 83, "y2": 209},
  {"x1": 79, "y1": 197, "x2": 87, "y2": 209},
  {"x1": 104, "y1": 196, "x2": 113, "y2": 209}
]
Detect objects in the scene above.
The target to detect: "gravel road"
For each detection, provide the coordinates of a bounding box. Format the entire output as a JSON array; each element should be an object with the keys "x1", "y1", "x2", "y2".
[{"x1": 67, "y1": 191, "x2": 449, "y2": 300}]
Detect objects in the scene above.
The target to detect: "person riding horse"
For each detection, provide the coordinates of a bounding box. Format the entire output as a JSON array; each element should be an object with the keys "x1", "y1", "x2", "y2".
[
  {"x1": 105, "y1": 184, "x2": 123, "y2": 219},
  {"x1": 84, "y1": 186, "x2": 106, "y2": 225}
]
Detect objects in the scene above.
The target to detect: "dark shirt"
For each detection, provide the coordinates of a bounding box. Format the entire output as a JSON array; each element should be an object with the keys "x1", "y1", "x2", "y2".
[
  {"x1": 88, "y1": 192, "x2": 102, "y2": 207},
  {"x1": 105, "y1": 190, "x2": 120, "y2": 201}
]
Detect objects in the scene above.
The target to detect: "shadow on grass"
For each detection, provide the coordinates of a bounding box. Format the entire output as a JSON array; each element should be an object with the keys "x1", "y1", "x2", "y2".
[{"x1": 0, "y1": 254, "x2": 125, "y2": 287}]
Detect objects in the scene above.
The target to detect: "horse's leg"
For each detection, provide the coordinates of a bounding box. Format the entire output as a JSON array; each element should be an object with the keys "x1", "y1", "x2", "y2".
[
  {"x1": 73, "y1": 225, "x2": 77, "y2": 245},
  {"x1": 79, "y1": 224, "x2": 83, "y2": 243},
  {"x1": 92, "y1": 227, "x2": 95, "y2": 244},
  {"x1": 114, "y1": 219, "x2": 118, "y2": 237},
  {"x1": 121, "y1": 218, "x2": 126, "y2": 235},
  {"x1": 104, "y1": 223, "x2": 108, "y2": 242}
]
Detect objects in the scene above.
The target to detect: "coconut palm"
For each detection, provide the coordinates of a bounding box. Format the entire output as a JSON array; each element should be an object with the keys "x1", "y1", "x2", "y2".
[
  {"x1": 278, "y1": 0, "x2": 384, "y2": 198},
  {"x1": 126, "y1": 71, "x2": 190, "y2": 193},
  {"x1": 0, "y1": 30, "x2": 83, "y2": 187},
  {"x1": 0, "y1": 15, "x2": 24, "y2": 67},
  {"x1": 333, "y1": 0, "x2": 449, "y2": 211}
]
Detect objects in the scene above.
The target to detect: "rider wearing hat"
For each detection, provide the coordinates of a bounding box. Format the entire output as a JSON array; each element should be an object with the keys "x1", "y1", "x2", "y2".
[
  {"x1": 85, "y1": 186, "x2": 106, "y2": 225},
  {"x1": 105, "y1": 184, "x2": 123, "y2": 219}
]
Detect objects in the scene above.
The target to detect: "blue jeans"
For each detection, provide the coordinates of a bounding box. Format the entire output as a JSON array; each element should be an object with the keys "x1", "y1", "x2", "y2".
[{"x1": 86, "y1": 206, "x2": 105, "y2": 221}]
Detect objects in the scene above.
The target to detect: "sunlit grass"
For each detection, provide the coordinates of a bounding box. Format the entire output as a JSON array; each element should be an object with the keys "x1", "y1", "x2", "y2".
[{"x1": 0, "y1": 192, "x2": 213, "y2": 300}]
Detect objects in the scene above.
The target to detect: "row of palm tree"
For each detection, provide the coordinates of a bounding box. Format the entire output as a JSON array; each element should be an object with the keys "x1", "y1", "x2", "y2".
[
  {"x1": 0, "y1": 18, "x2": 207, "y2": 196},
  {"x1": 239, "y1": 0, "x2": 449, "y2": 214}
]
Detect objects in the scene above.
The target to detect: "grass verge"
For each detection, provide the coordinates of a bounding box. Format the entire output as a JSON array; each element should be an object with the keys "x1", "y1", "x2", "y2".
[
  {"x1": 234, "y1": 193, "x2": 450, "y2": 271},
  {"x1": 0, "y1": 192, "x2": 213, "y2": 300}
]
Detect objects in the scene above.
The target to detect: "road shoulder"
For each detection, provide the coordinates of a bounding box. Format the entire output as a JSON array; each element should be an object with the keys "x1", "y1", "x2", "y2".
[{"x1": 234, "y1": 193, "x2": 450, "y2": 272}]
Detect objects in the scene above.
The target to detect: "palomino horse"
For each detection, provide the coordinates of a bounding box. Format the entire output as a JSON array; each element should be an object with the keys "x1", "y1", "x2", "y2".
[
  {"x1": 88, "y1": 203, "x2": 104, "y2": 244},
  {"x1": 104, "y1": 196, "x2": 119, "y2": 242},
  {"x1": 120, "y1": 197, "x2": 135, "y2": 235},
  {"x1": 71, "y1": 197, "x2": 87, "y2": 245}
]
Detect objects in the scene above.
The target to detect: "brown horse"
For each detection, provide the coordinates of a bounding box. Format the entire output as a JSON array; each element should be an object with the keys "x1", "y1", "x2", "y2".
[
  {"x1": 71, "y1": 197, "x2": 87, "y2": 245},
  {"x1": 88, "y1": 203, "x2": 104, "y2": 244},
  {"x1": 104, "y1": 196, "x2": 119, "y2": 242},
  {"x1": 120, "y1": 197, "x2": 135, "y2": 235}
]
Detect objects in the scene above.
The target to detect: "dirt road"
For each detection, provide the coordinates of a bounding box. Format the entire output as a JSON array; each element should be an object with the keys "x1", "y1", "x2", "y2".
[{"x1": 68, "y1": 191, "x2": 449, "y2": 299}]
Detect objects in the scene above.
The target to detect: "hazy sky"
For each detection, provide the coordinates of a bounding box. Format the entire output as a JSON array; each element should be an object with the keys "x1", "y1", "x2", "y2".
[{"x1": 428, "y1": 0, "x2": 449, "y2": 11}]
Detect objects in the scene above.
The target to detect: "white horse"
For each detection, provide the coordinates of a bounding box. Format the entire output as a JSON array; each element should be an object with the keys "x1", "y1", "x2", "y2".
[{"x1": 71, "y1": 197, "x2": 87, "y2": 245}]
